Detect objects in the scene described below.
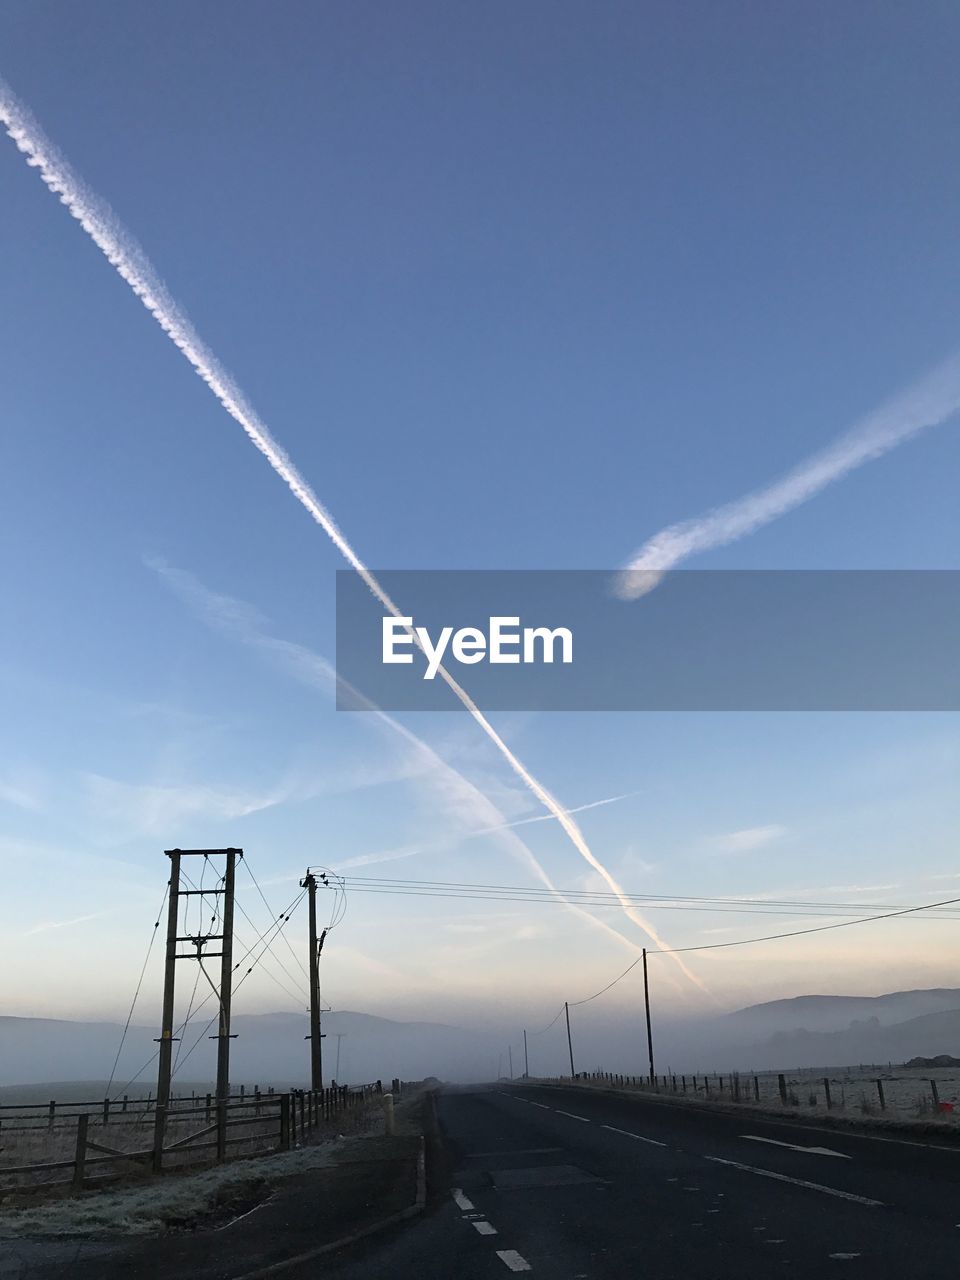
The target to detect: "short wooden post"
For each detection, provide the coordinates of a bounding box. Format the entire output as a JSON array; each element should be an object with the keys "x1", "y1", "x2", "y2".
[
  {"x1": 255, "y1": 1086, "x2": 261, "y2": 1116},
  {"x1": 299, "y1": 1091, "x2": 306, "y2": 1137},
  {"x1": 216, "y1": 1100, "x2": 228, "y2": 1163},
  {"x1": 733, "y1": 1074, "x2": 740, "y2": 1102},
  {"x1": 930, "y1": 1079, "x2": 940, "y2": 1110},
  {"x1": 778, "y1": 1073, "x2": 787, "y2": 1105},
  {"x1": 122, "y1": 1094, "x2": 129, "y2": 1113},
  {"x1": 72, "y1": 1114, "x2": 89, "y2": 1190},
  {"x1": 753, "y1": 1076, "x2": 760, "y2": 1102},
  {"x1": 876, "y1": 1079, "x2": 886, "y2": 1110},
  {"x1": 280, "y1": 1094, "x2": 291, "y2": 1150},
  {"x1": 823, "y1": 1077, "x2": 832, "y2": 1109},
  {"x1": 102, "y1": 1097, "x2": 110, "y2": 1127},
  {"x1": 48, "y1": 1100, "x2": 56, "y2": 1131},
  {"x1": 205, "y1": 1092, "x2": 212, "y2": 1124}
]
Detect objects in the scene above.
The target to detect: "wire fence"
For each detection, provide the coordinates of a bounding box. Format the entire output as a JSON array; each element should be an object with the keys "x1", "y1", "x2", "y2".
[{"x1": 533, "y1": 1065, "x2": 960, "y2": 1125}]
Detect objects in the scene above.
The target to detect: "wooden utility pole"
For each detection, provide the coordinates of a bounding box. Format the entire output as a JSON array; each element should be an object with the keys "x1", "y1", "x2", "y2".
[
  {"x1": 152, "y1": 848, "x2": 241, "y2": 1171},
  {"x1": 508, "y1": 1044, "x2": 513, "y2": 1079},
  {"x1": 643, "y1": 948, "x2": 655, "y2": 1083},
  {"x1": 153, "y1": 849, "x2": 181, "y2": 1171},
  {"x1": 523, "y1": 1029, "x2": 529, "y2": 1079},
  {"x1": 564, "y1": 1001, "x2": 575, "y2": 1076},
  {"x1": 301, "y1": 872, "x2": 324, "y2": 1090},
  {"x1": 215, "y1": 850, "x2": 238, "y2": 1107}
]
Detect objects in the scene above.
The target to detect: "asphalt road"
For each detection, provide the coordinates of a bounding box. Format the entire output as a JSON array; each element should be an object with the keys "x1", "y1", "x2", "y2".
[{"x1": 314, "y1": 1082, "x2": 960, "y2": 1280}]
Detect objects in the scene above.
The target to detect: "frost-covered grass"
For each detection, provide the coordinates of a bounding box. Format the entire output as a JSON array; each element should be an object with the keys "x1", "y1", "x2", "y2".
[
  {"x1": 0, "y1": 1104, "x2": 386, "y2": 1238},
  {"x1": 0, "y1": 1141, "x2": 341, "y2": 1237}
]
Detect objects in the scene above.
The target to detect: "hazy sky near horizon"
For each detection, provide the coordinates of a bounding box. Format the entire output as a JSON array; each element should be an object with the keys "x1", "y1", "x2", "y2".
[{"x1": 2, "y1": 2, "x2": 959, "y2": 1040}]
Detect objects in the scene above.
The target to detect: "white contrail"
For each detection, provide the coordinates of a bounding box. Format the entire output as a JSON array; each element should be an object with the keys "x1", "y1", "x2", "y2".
[
  {"x1": 337, "y1": 792, "x2": 636, "y2": 869},
  {"x1": 147, "y1": 558, "x2": 666, "y2": 973},
  {"x1": 0, "y1": 78, "x2": 703, "y2": 990},
  {"x1": 616, "y1": 351, "x2": 960, "y2": 599}
]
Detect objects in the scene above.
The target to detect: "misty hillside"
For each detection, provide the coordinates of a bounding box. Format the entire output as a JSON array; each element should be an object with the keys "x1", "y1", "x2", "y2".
[
  {"x1": 0, "y1": 1011, "x2": 501, "y2": 1090},
  {"x1": 727, "y1": 989, "x2": 960, "y2": 1037},
  {"x1": 750, "y1": 1006, "x2": 960, "y2": 1071}
]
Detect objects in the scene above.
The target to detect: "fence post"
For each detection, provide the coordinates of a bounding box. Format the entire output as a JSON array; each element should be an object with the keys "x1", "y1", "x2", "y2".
[
  {"x1": 754, "y1": 1076, "x2": 760, "y2": 1102},
  {"x1": 216, "y1": 1100, "x2": 228, "y2": 1163},
  {"x1": 876, "y1": 1079, "x2": 886, "y2": 1110},
  {"x1": 930, "y1": 1079, "x2": 940, "y2": 1110},
  {"x1": 255, "y1": 1086, "x2": 261, "y2": 1117},
  {"x1": 48, "y1": 1100, "x2": 56, "y2": 1131},
  {"x1": 102, "y1": 1097, "x2": 110, "y2": 1127},
  {"x1": 205, "y1": 1092, "x2": 212, "y2": 1124},
  {"x1": 152, "y1": 1105, "x2": 166, "y2": 1173},
  {"x1": 72, "y1": 1114, "x2": 89, "y2": 1190},
  {"x1": 122, "y1": 1095, "x2": 129, "y2": 1114},
  {"x1": 823, "y1": 1077, "x2": 832, "y2": 1110},
  {"x1": 778, "y1": 1074, "x2": 787, "y2": 1105},
  {"x1": 280, "y1": 1094, "x2": 291, "y2": 1150},
  {"x1": 733, "y1": 1074, "x2": 740, "y2": 1102}
]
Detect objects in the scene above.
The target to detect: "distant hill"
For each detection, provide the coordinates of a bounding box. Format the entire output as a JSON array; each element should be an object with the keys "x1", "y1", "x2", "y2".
[
  {"x1": 727, "y1": 989, "x2": 960, "y2": 1037},
  {"x1": 0, "y1": 1010, "x2": 500, "y2": 1091}
]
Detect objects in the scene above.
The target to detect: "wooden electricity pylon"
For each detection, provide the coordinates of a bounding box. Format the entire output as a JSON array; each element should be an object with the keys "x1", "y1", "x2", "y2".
[
  {"x1": 153, "y1": 847, "x2": 241, "y2": 1170},
  {"x1": 301, "y1": 872, "x2": 326, "y2": 1090}
]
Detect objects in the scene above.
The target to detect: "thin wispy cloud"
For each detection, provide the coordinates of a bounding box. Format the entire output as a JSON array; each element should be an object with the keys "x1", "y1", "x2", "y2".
[
  {"x1": 710, "y1": 824, "x2": 787, "y2": 855},
  {"x1": 616, "y1": 352, "x2": 960, "y2": 599},
  {"x1": 21, "y1": 912, "x2": 103, "y2": 937},
  {"x1": 0, "y1": 82, "x2": 704, "y2": 992},
  {"x1": 148, "y1": 558, "x2": 667, "y2": 970},
  {"x1": 337, "y1": 791, "x2": 635, "y2": 870}
]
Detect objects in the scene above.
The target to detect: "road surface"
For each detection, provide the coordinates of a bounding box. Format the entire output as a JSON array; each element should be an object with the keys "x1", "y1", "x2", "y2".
[{"x1": 309, "y1": 1082, "x2": 960, "y2": 1279}]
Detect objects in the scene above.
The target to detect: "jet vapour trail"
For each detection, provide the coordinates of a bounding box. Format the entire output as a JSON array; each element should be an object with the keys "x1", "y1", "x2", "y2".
[
  {"x1": 0, "y1": 79, "x2": 704, "y2": 989},
  {"x1": 148, "y1": 557, "x2": 650, "y2": 965},
  {"x1": 616, "y1": 351, "x2": 960, "y2": 599}
]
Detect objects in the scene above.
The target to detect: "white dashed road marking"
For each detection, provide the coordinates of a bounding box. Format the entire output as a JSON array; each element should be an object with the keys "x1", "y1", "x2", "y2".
[
  {"x1": 555, "y1": 1109, "x2": 590, "y2": 1122},
  {"x1": 497, "y1": 1249, "x2": 533, "y2": 1272},
  {"x1": 473, "y1": 1221, "x2": 498, "y2": 1235},
  {"x1": 742, "y1": 1134, "x2": 851, "y2": 1159},
  {"x1": 601, "y1": 1123, "x2": 667, "y2": 1147},
  {"x1": 706, "y1": 1157, "x2": 883, "y2": 1206},
  {"x1": 528, "y1": 1101, "x2": 552, "y2": 1110},
  {"x1": 452, "y1": 1188, "x2": 475, "y2": 1211}
]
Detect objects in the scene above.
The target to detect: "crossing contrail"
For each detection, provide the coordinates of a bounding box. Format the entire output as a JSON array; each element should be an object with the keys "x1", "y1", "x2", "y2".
[
  {"x1": 616, "y1": 350, "x2": 960, "y2": 599},
  {"x1": 148, "y1": 557, "x2": 657, "y2": 968},
  {"x1": 0, "y1": 78, "x2": 706, "y2": 992}
]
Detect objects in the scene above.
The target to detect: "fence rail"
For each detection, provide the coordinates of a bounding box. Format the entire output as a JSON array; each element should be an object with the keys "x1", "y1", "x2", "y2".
[{"x1": 0, "y1": 1081, "x2": 387, "y2": 1194}]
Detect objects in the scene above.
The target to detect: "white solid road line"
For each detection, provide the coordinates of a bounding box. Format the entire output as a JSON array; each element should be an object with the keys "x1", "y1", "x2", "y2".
[
  {"x1": 473, "y1": 1221, "x2": 498, "y2": 1235},
  {"x1": 601, "y1": 1123, "x2": 668, "y2": 1148},
  {"x1": 452, "y1": 1188, "x2": 475, "y2": 1212},
  {"x1": 555, "y1": 1109, "x2": 590, "y2": 1122},
  {"x1": 741, "y1": 1134, "x2": 851, "y2": 1159},
  {"x1": 496, "y1": 1249, "x2": 533, "y2": 1272},
  {"x1": 706, "y1": 1156, "x2": 883, "y2": 1207}
]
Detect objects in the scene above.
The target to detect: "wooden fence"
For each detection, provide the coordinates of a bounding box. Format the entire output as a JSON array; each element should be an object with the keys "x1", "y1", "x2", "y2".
[{"x1": 0, "y1": 1082, "x2": 382, "y2": 1194}]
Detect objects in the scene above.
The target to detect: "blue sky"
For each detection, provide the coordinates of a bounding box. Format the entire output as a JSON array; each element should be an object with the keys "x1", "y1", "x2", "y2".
[{"x1": 1, "y1": 2, "x2": 958, "y2": 1040}]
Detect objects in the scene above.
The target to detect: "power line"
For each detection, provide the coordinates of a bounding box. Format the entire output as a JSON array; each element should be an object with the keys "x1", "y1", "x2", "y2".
[
  {"x1": 336, "y1": 875, "x2": 960, "y2": 920},
  {"x1": 105, "y1": 882, "x2": 168, "y2": 1095},
  {"x1": 563, "y1": 891, "x2": 960, "y2": 1009}
]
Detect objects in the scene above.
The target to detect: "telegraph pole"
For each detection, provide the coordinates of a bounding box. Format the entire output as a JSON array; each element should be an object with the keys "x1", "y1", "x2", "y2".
[
  {"x1": 153, "y1": 848, "x2": 240, "y2": 1171},
  {"x1": 508, "y1": 1044, "x2": 513, "y2": 1080},
  {"x1": 153, "y1": 849, "x2": 181, "y2": 1171},
  {"x1": 301, "y1": 872, "x2": 324, "y2": 1090},
  {"x1": 643, "y1": 947, "x2": 655, "y2": 1083},
  {"x1": 523, "y1": 1029, "x2": 529, "y2": 1079},
  {"x1": 564, "y1": 1001, "x2": 575, "y2": 1077},
  {"x1": 215, "y1": 849, "x2": 237, "y2": 1105}
]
